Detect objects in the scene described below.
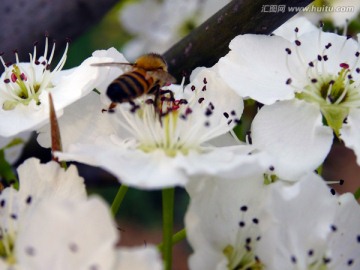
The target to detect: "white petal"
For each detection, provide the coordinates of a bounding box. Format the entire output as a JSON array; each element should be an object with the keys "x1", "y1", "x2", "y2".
[
  {"x1": 257, "y1": 173, "x2": 339, "y2": 270},
  {"x1": 181, "y1": 67, "x2": 244, "y2": 142},
  {"x1": 115, "y1": 246, "x2": 163, "y2": 270},
  {"x1": 328, "y1": 193, "x2": 360, "y2": 269},
  {"x1": 186, "y1": 168, "x2": 269, "y2": 270},
  {"x1": 56, "y1": 137, "x2": 269, "y2": 189},
  {"x1": 16, "y1": 158, "x2": 86, "y2": 204},
  {"x1": 218, "y1": 34, "x2": 300, "y2": 104},
  {"x1": 273, "y1": 16, "x2": 318, "y2": 42},
  {"x1": 16, "y1": 197, "x2": 118, "y2": 270},
  {"x1": 340, "y1": 108, "x2": 360, "y2": 165},
  {"x1": 37, "y1": 91, "x2": 118, "y2": 150},
  {"x1": 251, "y1": 99, "x2": 333, "y2": 180}
]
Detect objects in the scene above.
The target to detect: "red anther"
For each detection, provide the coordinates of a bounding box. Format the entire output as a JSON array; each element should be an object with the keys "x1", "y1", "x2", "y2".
[
  {"x1": 340, "y1": 63, "x2": 349, "y2": 69},
  {"x1": 11, "y1": 73, "x2": 17, "y2": 82},
  {"x1": 20, "y1": 73, "x2": 27, "y2": 81}
]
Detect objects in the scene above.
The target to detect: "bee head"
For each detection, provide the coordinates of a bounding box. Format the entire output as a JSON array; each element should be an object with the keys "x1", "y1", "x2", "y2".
[{"x1": 135, "y1": 53, "x2": 168, "y2": 71}]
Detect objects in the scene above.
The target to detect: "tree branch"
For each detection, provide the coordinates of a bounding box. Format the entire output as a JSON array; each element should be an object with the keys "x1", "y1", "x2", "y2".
[{"x1": 163, "y1": 0, "x2": 313, "y2": 81}]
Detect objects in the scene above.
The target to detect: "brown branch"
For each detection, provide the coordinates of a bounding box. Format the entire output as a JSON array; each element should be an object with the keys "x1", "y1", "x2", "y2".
[{"x1": 163, "y1": 0, "x2": 313, "y2": 81}]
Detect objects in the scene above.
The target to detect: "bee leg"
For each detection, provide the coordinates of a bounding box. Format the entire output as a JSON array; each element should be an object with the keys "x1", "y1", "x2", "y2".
[
  {"x1": 102, "y1": 102, "x2": 117, "y2": 113},
  {"x1": 160, "y1": 90, "x2": 175, "y2": 103}
]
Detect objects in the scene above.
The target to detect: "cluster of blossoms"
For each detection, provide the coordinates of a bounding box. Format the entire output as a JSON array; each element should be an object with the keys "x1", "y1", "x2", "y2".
[{"x1": 1, "y1": 1, "x2": 360, "y2": 269}]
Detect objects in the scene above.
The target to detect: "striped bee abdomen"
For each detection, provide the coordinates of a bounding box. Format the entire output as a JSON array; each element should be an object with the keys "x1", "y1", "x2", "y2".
[{"x1": 107, "y1": 70, "x2": 154, "y2": 103}]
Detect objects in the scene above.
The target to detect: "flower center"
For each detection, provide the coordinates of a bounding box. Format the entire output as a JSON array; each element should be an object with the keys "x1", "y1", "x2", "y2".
[
  {"x1": 112, "y1": 75, "x2": 239, "y2": 157},
  {"x1": 0, "y1": 37, "x2": 68, "y2": 111},
  {"x1": 284, "y1": 30, "x2": 360, "y2": 136}
]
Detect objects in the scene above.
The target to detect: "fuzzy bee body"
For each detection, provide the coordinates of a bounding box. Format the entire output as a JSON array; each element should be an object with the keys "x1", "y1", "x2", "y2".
[
  {"x1": 107, "y1": 69, "x2": 158, "y2": 103},
  {"x1": 94, "y1": 53, "x2": 176, "y2": 106}
]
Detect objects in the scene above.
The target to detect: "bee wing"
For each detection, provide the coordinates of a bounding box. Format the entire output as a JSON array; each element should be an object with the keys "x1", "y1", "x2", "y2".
[
  {"x1": 91, "y1": 62, "x2": 135, "y2": 72},
  {"x1": 146, "y1": 70, "x2": 177, "y2": 85}
]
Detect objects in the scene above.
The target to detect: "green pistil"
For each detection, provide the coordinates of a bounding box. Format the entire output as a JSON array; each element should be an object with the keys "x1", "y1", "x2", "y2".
[
  {"x1": 138, "y1": 111, "x2": 191, "y2": 157},
  {"x1": 297, "y1": 67, "x2": 352, "y2": 137},
  {"x1": 0, "y1": 235, "x2": 16, "y2": 265},
  {"x1": 223, "y1": 245, "x2": 263, "y2": 270}
]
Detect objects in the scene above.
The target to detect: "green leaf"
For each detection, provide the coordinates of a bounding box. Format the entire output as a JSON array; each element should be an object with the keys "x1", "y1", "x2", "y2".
[
  {"x1": 0, "y1": 150, "x2": 18, "y2": 189},
  {"x1": 354, "y1": 187, "x2": 360, "y2": 200}
]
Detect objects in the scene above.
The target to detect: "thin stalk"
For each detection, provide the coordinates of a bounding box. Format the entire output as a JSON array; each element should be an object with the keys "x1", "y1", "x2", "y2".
[
  {"x1": 158, "y1": 228, "x2": 187, "y2": 252},
  {"x1": 162, "y1": 188, "x2": 175, "y2": 270},
  {"x1": 110, "y1": 184, "x2": 129, "y2": 217}
]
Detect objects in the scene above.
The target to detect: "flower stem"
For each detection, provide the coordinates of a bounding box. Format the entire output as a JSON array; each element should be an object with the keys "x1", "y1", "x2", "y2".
[
  {"x1": 110, "y1": 184, "x2": 129, "y2": 217},
  {"x1": 162, "y1": 187, "x2": 175, "y2": 270},
  {"x1": 157, "y1": 228, "x2": 186, "y2": 252}
]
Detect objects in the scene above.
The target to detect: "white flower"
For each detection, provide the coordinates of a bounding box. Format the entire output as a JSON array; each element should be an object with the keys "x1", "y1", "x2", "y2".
[
  {"x1": 51, "y1": 62, "x2": 261, "y2": 189},
  {"x1": 0, "y1": 158, "x2": 86, "y2": 265},
  {"x1": 257, "y1": 173, "x2": 360, "y2": 270},
  {"x1": 120, "y1": 0, "x2": 230, "y2": 59},
  {"x1": 185, "y1": 160, "x2": 270, "y2": 270},
  {"x1": 185, "y1": 160, "x2": 360, "y2": 270},
  {"x1": 15, "y1": 197, "x2": 118, "y2": 270},
  {"x1": 0, "y1": 38, "x2": 115, "y2": 137},
  {"x1": 37, "y1": 48, "x2": 270, "y2": 188},
  {"x1": 15, "y1": 196, "x2": 163, "y2": 270},
  {"x1": 218, "y1": 28, "x2": 360, "y2": 177}
]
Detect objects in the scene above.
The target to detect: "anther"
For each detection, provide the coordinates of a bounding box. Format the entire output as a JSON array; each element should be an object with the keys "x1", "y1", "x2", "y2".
[
  {"x1": 311, "y1": 78, "x2": 318, "y2": 83},
  {"x1": 323, "y1": 55, "x2": 328, "y2": 61},
  {"x1": 330, "y1": 188, "x2": 336, "y2": 195},
  {"x1": 223, "y1": 112, "x2": 229, "y2": 118},
  {"x1": 295, "y1": 40, "x2": 301, "y2": 46},
  {"x1": 203, "y1": 77, "x2": 207, "y2": 84},
  {"x1": 191, "y1": 85, "x2": 195, "y2": 91},
  {"x1": 294, "y1": 27, "x2": 299, "y2": 33},
  {"x1": 309, "y1": 61, "x2": 314, "y2": 67},
  {"x1": 325, "y1": 43, "x2": 332, "y2": 49},
  {"x1": 317, "y1": 55, "x2": 322, "y2": 61},
  {"x1": 202, "y1": 85, "x2": 206, "y2": 91},
  {"x1": 340, "y1": 63, "x2": 349, "y2": 69},
  {"x1": 240, "y1": 205, "x2": 248, "y2": 212},
  {"x1": 286, "y1": 78, "x2": 292, "y2": 85},
  {"x1": 285, "y1": 48, "x2": 292, "y2": 55},
  {"x1": 356, "y1": 52, "x2": 360, "y2": 57},
  {"x1": 198, "y1": 97, "x2": 204, "y2": 104}
]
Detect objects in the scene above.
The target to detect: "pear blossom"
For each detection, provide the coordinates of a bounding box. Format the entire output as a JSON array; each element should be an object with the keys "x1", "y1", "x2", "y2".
[
  {"x1": 185, "y1": 160, "x2": 360, "y2": 270},
  {"x1": 218, "y1": 27, "x2": 360, "y2": 178},
  {"x1": 0, "y1": 157, "x2": 86, "y2": 266},
  {"x1": 0, "y1": 38, "x2": 118, "y2": 137},
  {"x1": 185, "y1": 160, "x2": 270, "y2": 270},
  {"x1": 15, "y1": 196, "x2": 163, "y2": 270},
  {"x1": 257, "y1": 173, "x2": 360, "y2": 270},
  {"x1": 37, "y1": 48, "x2": 272, "y2": 188},
  {"x1": 120, "y1": 0, "x2": 230, "y2": 59}
]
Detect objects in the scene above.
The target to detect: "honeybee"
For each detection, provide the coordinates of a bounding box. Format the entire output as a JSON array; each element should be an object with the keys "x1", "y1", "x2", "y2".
[{"x1": 93, "y1": 53, "x2": 176, "y2": 114}]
